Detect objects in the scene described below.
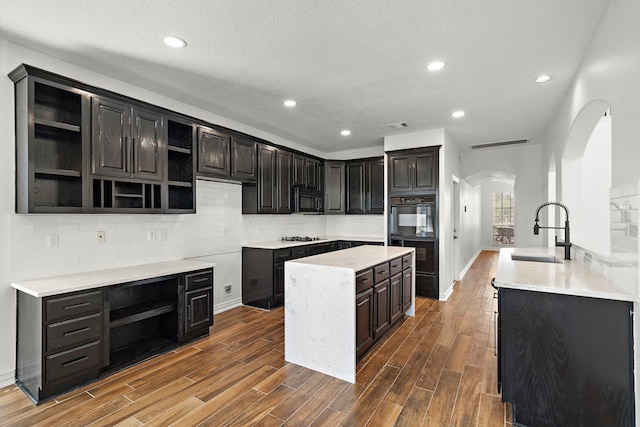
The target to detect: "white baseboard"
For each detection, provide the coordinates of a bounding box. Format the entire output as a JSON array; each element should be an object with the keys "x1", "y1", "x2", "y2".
[
  {"x1": 439, "y1": 283, "x2": 455, "y2": 301},
  {"x1": 0, "y1": 370, "x2": 14, "y2": 389},
  {"x1": 214, "y1": 297, "x2": 242, "y2": 314},
  {"x1": 459, "y1": 249, "x2": 482, "y2": 280}
]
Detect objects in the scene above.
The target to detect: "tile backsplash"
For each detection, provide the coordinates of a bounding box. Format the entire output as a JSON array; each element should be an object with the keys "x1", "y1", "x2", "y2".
[{"x1": 574, "y1": 181, "x2": 640, "y2": 297}]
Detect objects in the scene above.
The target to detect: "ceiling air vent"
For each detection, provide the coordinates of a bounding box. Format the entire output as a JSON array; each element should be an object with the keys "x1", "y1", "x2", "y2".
[
  {"x1": 386, "y1": 122, "x2": 408, "y2": 129},
  {"x1": 470, "y1": 138, "x2": 529, "y2": 149}
]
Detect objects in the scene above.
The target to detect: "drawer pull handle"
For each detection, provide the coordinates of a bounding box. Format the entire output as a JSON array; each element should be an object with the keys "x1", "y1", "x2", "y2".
[
  {"x1": 192, "y1": 277, "x2": 210, "y2": 283},
  {"x1": 63, "y1": 355, "x2": 88, "y2": 367},
  {"x1": 64, "y1": 302, "x2": 90, "y2": 310},
  {"x1": 377, "y1": 271, "x2": 386, "y2": 274},
  {"x1": 64, "y1": 327, "x2": 90, "y2": 337}
]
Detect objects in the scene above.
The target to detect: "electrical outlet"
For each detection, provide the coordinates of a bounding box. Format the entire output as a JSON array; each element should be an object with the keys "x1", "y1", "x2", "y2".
[
  {"x1": 97, "y1": 231, "x2": 106, "y2": 244},
  {"x1": 147, "y1": 230, "x2": 156, "y2": 241},
  {"x1": 47, "y1": 234, "x2": 59, "y2": 248},
  {"x1": 159, "y1": 229, "x2": 167, "y2": 241},
  {"x1": 224, "y1": 284, "x2": 232, "y2": 295}
]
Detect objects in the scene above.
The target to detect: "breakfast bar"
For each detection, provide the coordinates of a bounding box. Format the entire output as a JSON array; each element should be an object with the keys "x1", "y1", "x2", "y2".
[{"x1": 284, "y1": 245, "x2": 415, "y2": 383}]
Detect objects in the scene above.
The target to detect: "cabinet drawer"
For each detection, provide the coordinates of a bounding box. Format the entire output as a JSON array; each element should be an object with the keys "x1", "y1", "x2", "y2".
[
  {"x1": 373, "y1": 262, "x2": 390, "y2": 283},
  {"x1": 390, "y1": 257, "x2": 403, "y2": 276},
  {"x1": 356, "y1": 269, "x2": 374, "y2": 294},
  {"x1": 185, "y1": 270, "x2": 214, "y2": 291},
  {"x1": 403, "y1": 254, "x2": 412, "y2": 270},
  {"x1": 46, "y1": 313, "x2": 102, "y2": 354},
  {"x1": 45, "y1": 340, "x2": 101, "y2": 383},
  {"x1": 291, "y1": 247, "x2": 307, "y2": 259},
  {"x1": 274, "y1": 248, "x2": 291, "y2": 263},
  {"x1": 46, "y1": 291, "x2": 102, "y2": 322}
]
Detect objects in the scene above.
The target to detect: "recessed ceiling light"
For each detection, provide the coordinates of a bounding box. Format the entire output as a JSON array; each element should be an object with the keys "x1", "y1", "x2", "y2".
[
  {"x1": 427, "y1": 61, "x2": 446, "y2": 71},
  {"x1": 452, "y1": 110, "x2": 465, "y2": 118},
  {"x1": 535, "y1": 74, "x2": 551, "y2": 83},
  {"x1": 163, "y1": 36, "x2": 187, "y2": 48},
  {"x1": 341, "y1": 130, "x2": 351, "y2": 136},
  {"x1": 283, "y1": 100, "x2": 297, "y2": 107}
]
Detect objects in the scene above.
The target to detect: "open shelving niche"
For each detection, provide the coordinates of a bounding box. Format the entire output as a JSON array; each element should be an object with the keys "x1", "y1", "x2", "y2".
[
  {"x1": 167, "y1": 119, "x2": 195, "y2": 211},
  {"x1": 32, "y1": 81, "x2": 84, "y2": 210},
  {"x1": 105, "y1": 275, "x2": 180, "y2": 373}
]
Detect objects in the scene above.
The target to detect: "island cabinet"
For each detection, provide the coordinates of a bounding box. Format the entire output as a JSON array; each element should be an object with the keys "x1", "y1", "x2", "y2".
[
  {"x1": 498, "y1": 288, "x2": 634, "y2": 427},
  {"x1": 355, "y1": 253, "x2": 413, "y2": 359},
  {"x1": 13, "y1": 261, "x2": 214, "y2": 404},
  {"x1": 284, "y1": 246, "x2": 414, "y2": 383}
]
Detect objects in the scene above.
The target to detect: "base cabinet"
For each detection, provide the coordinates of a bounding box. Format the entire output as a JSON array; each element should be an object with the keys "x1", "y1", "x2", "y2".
[
  {"x1": 499, "y1": 288, "x2": 634, "y2": 427},
  {"x1": 355, "y1": 254, "x2": 413, "y2": 360},
  {"x1": 15, "y1": 267, "x2": 213, "y2": 404}
]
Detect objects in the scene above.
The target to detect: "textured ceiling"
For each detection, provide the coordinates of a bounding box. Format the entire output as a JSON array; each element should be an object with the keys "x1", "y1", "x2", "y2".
[{"x1": 0, "y1": 0, "x2": 611, "y2": 154}]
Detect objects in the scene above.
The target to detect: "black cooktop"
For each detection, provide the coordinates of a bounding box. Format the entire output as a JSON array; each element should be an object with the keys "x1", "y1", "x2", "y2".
[{"x1": 281, "y1": 236, "x2": 322, "y2": 242}]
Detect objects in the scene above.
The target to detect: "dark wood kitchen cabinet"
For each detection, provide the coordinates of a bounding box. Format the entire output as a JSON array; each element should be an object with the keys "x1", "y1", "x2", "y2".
[
  {"x1": 197, "y1": 125, "x2": 230, "y2": 178},
  {"x1": 498, "y1": 288, "x2": 634, "y2": 427},
  {"x1": 231, "y1": 136, "x2": 258, "y2": 182},
  {"x1": 324, "y1": 161, "x2": 345, "y2": 214},
  {"x1": 242, "y1": 145, "x2": 291, "y2": 214},
  {"x1": 355, "y1": 252, "x2": 413, "y2": 360},
  {"x1": 10, "y1": 64, "x2": 196, "y2": 214},
  {"x1": 387, "y1": 147, "x2": 439, "y2": 194},
  {"x1": 293, "y1": 154, "x2": 322, "y2": 191},
  {"x1": 12, "y1": 74, "x2": 87, "y2": 213},
  {"x1": 346, "y1": 161, "x2": 365, "y2": 214},
  {"x1": 242, "y1": 242, "x2": 335, "y2": 309},
  {"x1": 91, "y1": 96, "x2": 164, "y2": 181},
  {"x1": 15, "y1": 265, "x2": 214, "y2": 404},
  {"x1": 197, "y1": 127, "x2": 257, "y2": 183}
]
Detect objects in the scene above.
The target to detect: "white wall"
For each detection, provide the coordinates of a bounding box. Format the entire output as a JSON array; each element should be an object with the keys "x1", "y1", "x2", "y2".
[
  {"x1": 460, "y1": 180, "x2": 482, "y2": 270},
  {"x1": 460, "y1": 144, "x2": 543, "y2": 249},
  {"x1": 562, "y1": 115, "x2": 611, "y2": 257}
]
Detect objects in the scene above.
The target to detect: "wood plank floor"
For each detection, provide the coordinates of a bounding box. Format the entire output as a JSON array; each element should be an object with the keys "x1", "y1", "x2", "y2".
[{"x1": 0, "y1": 250, "x2": 511, "y2": 426}]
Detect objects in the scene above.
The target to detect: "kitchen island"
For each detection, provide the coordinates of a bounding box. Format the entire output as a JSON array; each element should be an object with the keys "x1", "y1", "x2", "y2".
[
  {"x1": 493, "y1": 247, "x2": 635, "y2": 427},
  {"x1": 284, "y1": 245, "x2": 414, "y2": 383}
]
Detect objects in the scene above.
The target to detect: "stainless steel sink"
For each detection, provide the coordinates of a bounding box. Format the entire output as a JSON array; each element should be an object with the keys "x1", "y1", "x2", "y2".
[{"x1": 511, "y1": 254, "x2": 562, "y2": 263}]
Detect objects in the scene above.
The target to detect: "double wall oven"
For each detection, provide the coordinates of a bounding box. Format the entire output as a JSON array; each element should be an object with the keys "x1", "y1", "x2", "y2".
[{"x1": 389, "y1": 195, "x2": 438, "y2": 299}]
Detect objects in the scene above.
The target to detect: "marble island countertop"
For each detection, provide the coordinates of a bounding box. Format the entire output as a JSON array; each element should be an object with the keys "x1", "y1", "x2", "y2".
[
  {"x1": 11, "y1": 259, "x2": 216, "y2": 298},
  {"x1": 494, "y1": 247, "x2": 636, "y2": 301},
  {"x1": 243, "y1": 235, "x2": 385, "y2": 250},
  {"x1": 287, "y1": 245, "x2": 413, "y2": 272}
]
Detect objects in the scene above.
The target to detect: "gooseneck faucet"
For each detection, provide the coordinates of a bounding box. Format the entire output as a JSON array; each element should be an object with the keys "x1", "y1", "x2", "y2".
[{"x1": 534, "y1": 201, "x2": 571, "y2": 260}]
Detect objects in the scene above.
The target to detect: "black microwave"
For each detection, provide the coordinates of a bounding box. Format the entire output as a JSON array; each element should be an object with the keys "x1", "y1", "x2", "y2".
[{"x1": 293, "y1": 187, "x2": 323, "y2": 213}]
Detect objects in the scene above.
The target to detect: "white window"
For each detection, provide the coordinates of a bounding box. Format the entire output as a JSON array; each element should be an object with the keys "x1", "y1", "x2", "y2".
[{"x1": 493, "y1": 192, "x2": 514, "y2": 245}]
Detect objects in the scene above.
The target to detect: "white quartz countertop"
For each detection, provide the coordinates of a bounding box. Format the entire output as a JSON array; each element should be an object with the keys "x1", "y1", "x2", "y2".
[
  {"x1": 243, "y1": 235, "x2": 385, "y2": 250},
  {"x1": 494, "y1": 247, "x2": 636, "y2": 301},
  {"x1": 287, "y1": 245, "x2": 413, "y2": 272},
  {"x1": 11, "y1": 259, "x2": 216, "y2": 298}
]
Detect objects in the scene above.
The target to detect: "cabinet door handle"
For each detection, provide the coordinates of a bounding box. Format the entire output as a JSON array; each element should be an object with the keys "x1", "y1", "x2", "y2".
[
  {"x1": 64, "y1": 327, "x2": 90, "y2": 337},
  {"x1": 187, "y1": 305, "x2": 191, "y2": 321},
  {"x1": 63, "y1": 355, "x2": 89, "y2": 368},
  {"x1": 64, "y1": 302, "x2": 90, "y2": 310}
]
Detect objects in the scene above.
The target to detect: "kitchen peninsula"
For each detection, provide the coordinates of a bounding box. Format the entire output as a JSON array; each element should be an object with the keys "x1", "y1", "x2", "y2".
[
  {"x1": 284, "y1": 245, "x2": 414, "y2": 383},
  {"x1": 493, "y1": 247, "x2": 635, "y2": 427}
]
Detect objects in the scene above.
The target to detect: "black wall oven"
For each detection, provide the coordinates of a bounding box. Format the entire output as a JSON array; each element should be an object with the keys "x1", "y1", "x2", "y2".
[{"x1": 388, "y1": 195, "x2": 439, "y2": 299}]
